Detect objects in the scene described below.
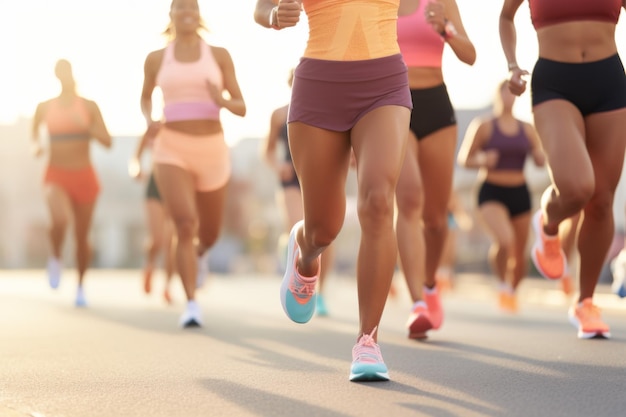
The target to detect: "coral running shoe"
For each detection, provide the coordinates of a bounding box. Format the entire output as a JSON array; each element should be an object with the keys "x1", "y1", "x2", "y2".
[
  {"x1": 531, "y1": 210, "x2": 566, "y2": 280},
  {"x1": 280, "y1": 221, "x2": 319, "y2": 324},
  {"x1": 568, "y1": 298, "x2": 611, "y2": 339},
  {"x1": 349, "y1": 327, "x2": 389, "y2": 382},
  {"x1": 610, "y1": 250, "x2": 626, "y2": 298},
  {"x1": 498, "y1": 290, "x2": 518, "y2": 314},
  {"x1": 424, "y1": 286, "x2": 444, "y2": 329},
  {"x1": 406, "y1": 302, "x2": 433, "y2": 339}
]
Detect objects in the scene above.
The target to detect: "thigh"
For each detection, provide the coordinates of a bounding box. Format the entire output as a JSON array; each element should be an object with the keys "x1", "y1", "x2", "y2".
[
  {"x1": 419, "y1": 125, "x2": 457, "y2": 222},
  {"x1": 479, "y1": 202, "x2": 514, "y2": 244},
  {"x1": 533, "y1": 101, "x2": 593, "y2": 188},
  {"x1": 395, "y1": 135, "x2": 423, "y2": 209},
  {"x1": 45, "y1": 184, "x2": 72, "y2": 223},
  {"x1": 288, "y1": 121, "x2": 351, "y2": 233},
  {"x1": 352, "y1": 105, "x2": 411, "y2": 194},
  {"x1": 585, "y1": 109, "x2": 626, "y2": 196},
  {"x1": 154, "y1": 164, "x2": 197, "y2": 223},
  {"x1": 196, "y1": 185, "x2": 228, "y2": 237}
]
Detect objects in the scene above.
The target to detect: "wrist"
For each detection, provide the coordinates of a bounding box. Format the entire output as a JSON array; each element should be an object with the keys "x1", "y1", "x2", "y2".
[
  {"x1": 508, "y1": 61, "x2": 519, "y2": 71},
  {"x1": 269, "y1": 6, "x2": 280, "y2": 29},
  {"x1": 440, "y1": 19, "x2": 457, "y2": 40}
]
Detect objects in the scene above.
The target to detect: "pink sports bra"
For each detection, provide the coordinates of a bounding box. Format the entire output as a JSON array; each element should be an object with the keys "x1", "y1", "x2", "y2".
[
  {"x1": 156, "y1": 40, "x2": 223, "y2": 122},
  {"x1": 397, "y1": 1, "x2": 444, "y2": 68},
  {"x1": 529, "y1": 0, "x2": 621, "y2": 30}
]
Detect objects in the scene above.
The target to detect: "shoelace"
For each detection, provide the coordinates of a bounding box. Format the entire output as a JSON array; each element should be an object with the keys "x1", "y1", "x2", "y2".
[
  {"x1": 290, "y1": 275, "x2": 316, "y2": 297},
  {"x1": 579, "y1": 303, "x2": 601, "y2": 320},
  {"x1": 353, "y1": 327, "x2": 382, "y2": 363}
]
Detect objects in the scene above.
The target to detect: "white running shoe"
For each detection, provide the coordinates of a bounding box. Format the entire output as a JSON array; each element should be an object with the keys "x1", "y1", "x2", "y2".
[
  {"x1": 179, "y1": 300, "x2": 203, "y2": 328},
  {"x1": 75, "y1": 286, "x2": 87, "y2": 308},
  {"x1": 47, "y1": 257, "x2": 62, "y2": 289}
]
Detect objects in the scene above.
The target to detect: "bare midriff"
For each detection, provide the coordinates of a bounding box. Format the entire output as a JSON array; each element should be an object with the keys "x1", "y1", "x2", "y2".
[{"x1": 536, "y1": 21, "x2": 617, "y2": 62}]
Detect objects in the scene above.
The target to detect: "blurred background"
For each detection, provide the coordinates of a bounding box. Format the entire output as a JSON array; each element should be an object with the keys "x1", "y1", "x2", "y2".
[{"x1": 1, "y1": 1, "x2": 626, "y2": 277}]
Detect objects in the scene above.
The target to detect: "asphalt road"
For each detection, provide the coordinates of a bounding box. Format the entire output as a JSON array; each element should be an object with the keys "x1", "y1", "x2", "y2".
[{"x1": 1, "y1": 269, "x2": 625, "y2": 417}]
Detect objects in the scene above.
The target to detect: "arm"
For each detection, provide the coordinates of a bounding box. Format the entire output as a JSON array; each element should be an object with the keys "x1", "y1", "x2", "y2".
[
  {"x1": 523, "y1": 122, "x2": 546, "y2": 167},
  {"x1": 499, "y1": 0, "x2": 529, "y2": 96},
  {"x1": 31, "y1": 102, "x2": 45, "y2": 157},
  {"x1": 85, "y1": 100, "x2": 112, "y2": 148},
  {"x1": 457, "y1": 117, "x2": 498, "y2": 169},
  {"x1": 261, "y1": 108, "x2": 283, "y2": 173},
  {"x1": 210, "y1": 47, "x2": 246, "y2": 118},
  {"x1": 141, "y1": 50, "x2": 162, "y2": 128},
  {"x1": 430, "y1": 0, "x2": 476, "y2": 66},
  {"x1": 254, "y1": 0, "x2": 302, "y2": 29}
]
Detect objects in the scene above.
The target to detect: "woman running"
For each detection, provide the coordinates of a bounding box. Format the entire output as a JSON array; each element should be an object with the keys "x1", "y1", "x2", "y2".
[{"x1": 31, "y1": 58, "x2": 112, "y2": 307}]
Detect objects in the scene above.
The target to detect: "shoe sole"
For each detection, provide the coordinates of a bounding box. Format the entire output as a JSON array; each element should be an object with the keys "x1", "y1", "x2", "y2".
[
  {"x1": 349, "y1": 370, "x2": 390, "y2": 382},
  {"x1": 568, "y1": 314, "x2": 611, "y2": 339}
]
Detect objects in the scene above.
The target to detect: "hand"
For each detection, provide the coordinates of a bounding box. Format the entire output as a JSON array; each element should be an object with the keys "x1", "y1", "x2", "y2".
[
  {"x1": 424, "y1": 0, "x2": 446, "y2": 34},
  {"x1": 484, "y1": 149, "x2": 500, "y2": 168},
  {"x1": 31, "y1": 142, "x2": 43, "y2": 158},
  {"x1": 206, "y1": 80, "x2": 224, "y2": 107},
  {"x1": 276, "y1": 0, "x2": 303, "y2": 28},
  {"x1": 128, "y1": 157, "x2": 143, "y2": 180},
  {"x1": 507, "y1": 67, "x2": 529, "y2": 96}
]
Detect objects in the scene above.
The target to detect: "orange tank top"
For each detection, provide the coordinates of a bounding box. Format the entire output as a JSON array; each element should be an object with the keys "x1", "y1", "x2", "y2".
[{"x1": 302, "y1": 0, "x2": 401, "y2": 61}]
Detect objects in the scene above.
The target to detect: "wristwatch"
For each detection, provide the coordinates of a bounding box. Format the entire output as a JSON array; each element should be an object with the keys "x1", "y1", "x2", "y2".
[
  {"x1": 440, "y1": 19, "x2": 457, "y2": 40},
  {"x1": 269, "y1": 6, "x2": 280, "y2": 29}
]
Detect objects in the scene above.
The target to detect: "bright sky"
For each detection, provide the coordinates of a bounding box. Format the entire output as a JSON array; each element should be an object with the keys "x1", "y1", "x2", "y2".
[{"x1": 1, "y1": 1, "x2": 625, "y2": 145}]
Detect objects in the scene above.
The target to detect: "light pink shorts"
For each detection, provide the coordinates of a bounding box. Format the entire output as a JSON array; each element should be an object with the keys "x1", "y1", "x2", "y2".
[{"x1": 152, "y1": 127, "x2": 231, "y2": 192}]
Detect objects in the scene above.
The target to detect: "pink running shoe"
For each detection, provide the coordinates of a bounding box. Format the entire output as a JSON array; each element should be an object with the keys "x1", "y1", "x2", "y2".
[
  {"x1": 406, "y1": 302, "x2": 433, "y2": 339},
  {"x1": 424, "y1": 286, "x2": 444, "y2": 330}
]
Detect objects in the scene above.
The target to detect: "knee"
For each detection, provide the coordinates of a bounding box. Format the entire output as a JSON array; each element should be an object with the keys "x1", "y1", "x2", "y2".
[
  {"x1": 559, "y1": 178, "x2": 595, "y2": 211},
  {"x1": 396, "y1": 186, "x2": 424, "y2": 216},
  {"x1": 173, "y1": 217, "x2": 198, "y2": 242},
  {"x1": 358, "y1": 188, "x2": 395, "y2": 224},
  {"x1": 50, "y1": 216, "x2": 69, "y2": 232},
  {"x1": 585, "y1": 190, "x2": 616, "y2": 222},
  {"x1": 423, "y1": 212, "x2": 448, "y2": 234}
]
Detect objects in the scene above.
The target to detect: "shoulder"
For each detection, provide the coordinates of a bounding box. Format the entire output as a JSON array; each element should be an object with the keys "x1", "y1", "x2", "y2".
[
  {"x1": 209, "y1": 45, "x2": 233, "y2": 62},
  {"x1": 145, "y1": 48, "x2": 166, "y2": 66}
]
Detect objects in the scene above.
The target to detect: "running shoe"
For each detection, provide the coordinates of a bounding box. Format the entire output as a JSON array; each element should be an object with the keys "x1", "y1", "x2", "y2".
[
  {"x1": 47, "y1": 257, "x2": 62, "y2": 289},
  {"x1": 75, "y1": 286, "x2": 87, "y2": 308},
  {"x1": 196, "y1": 249, "x2": 210, "y2": 289},
  {"x1": 610, "y1": 250, "x2": 626, "y2": 298},
  {"x1": 406, "y1": 302, "x2": 433, "y2": 339},
  {"x1": 349, "y1": 327, "x2": 389, "y2": 382},
  {"x1": 424, "y1": 286, "x2": 444, "y2": 330},
  {"x1": 280, "y1": 220, "x2": 319, "y2": 324},
  {"x1": 531, "y1": 210, "x2": 566, "y2": 280},
  {"x1": 316, "y1": 294, "x2": 329, "y2": 317},
  {"x1": 560, "y1": 274, "x2": 574, "y2": 296},
  {"x1": 568, "y1": 298, "x2": 611, "y2": 339},
  {"x1": 179, "y1": 300, "x2": 203, "y2": 328},
  {"x1": 498, "y1": 290, "x2": 518, "y2": 314}
]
